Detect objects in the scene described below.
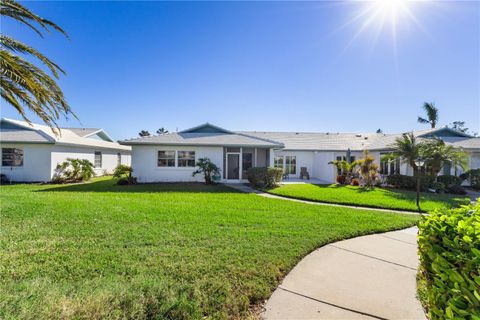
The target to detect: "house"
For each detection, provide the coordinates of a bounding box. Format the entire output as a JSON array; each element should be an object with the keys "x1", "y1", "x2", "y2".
[
  {"x1": 121, "y1": 123, "x2": 480, "y2": 183},
  {"x1": 0, "y1": 118, "x2": 131, "y2": 182}
]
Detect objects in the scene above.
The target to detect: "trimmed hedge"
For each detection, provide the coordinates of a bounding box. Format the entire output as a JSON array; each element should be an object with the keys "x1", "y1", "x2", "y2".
[
  {"x1": 247, "y1": 167, "x2": 283, "y2": 189},
  {"x1": 417, "y1": 203, "x2": 480, "y2": 319},
  {"x1": 386, "y1": 174, "x2": 434, "y2": 191}
]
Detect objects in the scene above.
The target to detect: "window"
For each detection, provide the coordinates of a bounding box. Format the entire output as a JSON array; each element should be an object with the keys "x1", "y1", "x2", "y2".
[
  {"x1": 285, "y1": 156, "x2": 296, "y2": 175},
  {"x1": 177, "y1": 151, "x2": 195, "y2": 167},
  {"x1": 117, "y1": 153, "x2": 121, "y2": 166},
  {"x1": 94, "y1": 151, "x2": 102, "y2": 168},
  {"x1": 226, "y1": 147, "x2": 240, "y2": 153},
  {"x1": 2, "y1": 148, "x2": 23, "y2": 167},
  {"x1": 242, "y1": 152, "x2": 253, "y2": 176},
  {"x1": 274, "y1": 156, "x2": 284, "y2": 169},
  {"x1": 158, "y1": 151, "x2": 175, "y2": 167},
  {"x1": 380, "y1": 154, "x2": 400, "y2": 175}
]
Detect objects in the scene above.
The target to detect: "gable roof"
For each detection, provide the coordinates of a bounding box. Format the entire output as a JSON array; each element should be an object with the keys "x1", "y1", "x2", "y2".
[
  {"x1": 121, "y1": 123, "x2": 284, "y2": 148},
  {"x1": 414, "y1": 127, "x2": 472, "y2": 138},
  {"x1": 0, "y1": 118, "x2": 130, "y2": 151}
]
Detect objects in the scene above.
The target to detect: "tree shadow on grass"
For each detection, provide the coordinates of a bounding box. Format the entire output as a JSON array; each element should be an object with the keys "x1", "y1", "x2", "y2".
[{"x1": 38, "y1": 178, "x2": 241, "y2": 194}]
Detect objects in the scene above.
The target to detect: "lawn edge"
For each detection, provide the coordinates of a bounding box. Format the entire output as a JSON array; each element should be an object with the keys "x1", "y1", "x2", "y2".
[{"x1": 264, "y1": 190, "x2": 428, "y2": 213}]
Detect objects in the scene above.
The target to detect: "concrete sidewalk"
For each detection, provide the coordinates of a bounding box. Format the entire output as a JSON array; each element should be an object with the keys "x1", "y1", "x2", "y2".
[
  {"x1": 224, "y1": 183, "x2": 419, "y2": 215},
  {"x1": 262, "y1": 227, "x2": 426, "y2": 320}
]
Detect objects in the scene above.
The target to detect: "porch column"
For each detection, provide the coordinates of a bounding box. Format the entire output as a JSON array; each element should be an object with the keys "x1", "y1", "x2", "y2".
[
  {"x1": 239, "y1": 147, "x2": 243, "y2": 180},
  {"x1": 269, "y1": 148, "x2": 274, "y2": 167},
  {"x1": 254, "y1": 148, "x2": 257, "y2": 167}
]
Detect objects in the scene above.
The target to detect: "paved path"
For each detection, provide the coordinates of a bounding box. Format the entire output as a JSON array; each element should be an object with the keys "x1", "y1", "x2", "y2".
[
  {"x1": 262, "y1": 227, "x2": 426, "y2": 320},
  {"x1": 224, "y1": 184, "x2": 420, "y2": 215}
]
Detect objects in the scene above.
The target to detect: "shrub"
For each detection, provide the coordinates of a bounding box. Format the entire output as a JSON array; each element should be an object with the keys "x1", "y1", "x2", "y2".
[
  {"x1": 386, "y1": 174, "x2": 435, "y2": 191},
  {"x1": 192, "y1": 158, "x2": 220, "y2": 185},
  {"x1": 247, "y1": 167, "x2": 283, "y2": 189},
  {"x1": 417, "y1": 203, "x2": 479, "y2": 320},
  {"x1": 431, "y1": 181, "x2": 445, "y2": 193},
  {"x1": 0, "y1": 174, "x2": 9, "y2": 184},
  {"x1": 116, "y1": 177, "x2": 137, "y2": 185},
  {"x1": 113, "y1": 165, "x2": 136, "y2": 185},
  {"x1": 461, "y1": 169, "x2": 480, "y2": 190},
  {"x1": 52, "y1": 158, "x2": 94, "y2": 183},
  {"x1": 351, "y1": 178, "x2": 360, "y2": 186},
  {"x1": 437, "y1": 175, "x2": 462, "y2": 188},
  {"x1": 336, "y1": 175, "x2": 346, "y2": 185},
  {"x1": 446, "y1": 185, "x2": 467, "y2": 195}
]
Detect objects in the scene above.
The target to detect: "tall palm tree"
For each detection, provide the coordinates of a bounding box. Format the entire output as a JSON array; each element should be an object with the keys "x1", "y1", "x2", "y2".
[
  {"x1": 417, "y1": 102, "x2": 439, "y2": 128},
  {"x1": 390, "y1": 132, "x2": 423, "y2": 174},
  {"x1": 1, "y1": 0, "x2": 72, "y2": 133}
]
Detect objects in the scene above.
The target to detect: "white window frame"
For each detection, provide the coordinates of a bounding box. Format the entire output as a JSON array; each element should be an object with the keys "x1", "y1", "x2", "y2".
[
  {"x1": 2, "y1": 148, "x2": 24, "y2": 167},
  {"x1": 177, "y1": 151, "x2": 196, "y2": 167},
  {"x1": 94, "y1": 151, "x2": 102, "y2": 168},
  {"x1": 285, "y1": 156, "x2": 296, "y2": 175},
  {"x1": 157, "y1": 150, "x2": 176, "y2": 167}
]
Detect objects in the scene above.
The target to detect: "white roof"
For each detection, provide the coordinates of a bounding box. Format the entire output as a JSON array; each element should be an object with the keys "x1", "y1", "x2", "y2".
[{"x1": 0, "y1": 118, "x2": 130, "y2": 151}]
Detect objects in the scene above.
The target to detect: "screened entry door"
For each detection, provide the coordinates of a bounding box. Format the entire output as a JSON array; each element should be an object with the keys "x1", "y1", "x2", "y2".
[{"x1": 227, "y1": 154, "x2": 240, "y2": 180}]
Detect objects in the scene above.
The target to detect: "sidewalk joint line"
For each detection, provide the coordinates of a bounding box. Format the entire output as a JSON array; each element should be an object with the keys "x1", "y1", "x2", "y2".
[
  {"x1": 278, "y1": 286, "x2": 389, "y2": 320},
  {"x1": 328, "y1": 244, "x2": 417, "y2": 271},
  {"x1": 377, "y1": 234, "x2": 417, "y2": 246}
]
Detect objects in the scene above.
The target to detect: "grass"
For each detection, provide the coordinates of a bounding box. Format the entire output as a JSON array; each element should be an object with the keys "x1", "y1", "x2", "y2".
[
  {"x1": 1, "y1": 177, "x2": 418, "y2": 319},
  {"x1": 267, "y1": 184, "x2": 470, "y2": 212}
]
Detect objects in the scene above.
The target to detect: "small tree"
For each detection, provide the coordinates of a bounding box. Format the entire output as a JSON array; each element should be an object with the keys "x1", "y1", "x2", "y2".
[
  {"x1": 52, "y1": 158, "x2": 94, "y2": 183},
  {"x1": 357, "y1": 150, "x2": 379, "y2": 188},
  {"x1": 113, "y1": 164, "x2": 136, "y2": 185},
  {"x1": 328, "y1": 159, "x2": 359, "y2": 184},
  {"x1": 192, "y1": 157, "x2": 220, "y2": 184},
  {"x1": 420, "y1": 138, "x2": 468, "y2": 177}
]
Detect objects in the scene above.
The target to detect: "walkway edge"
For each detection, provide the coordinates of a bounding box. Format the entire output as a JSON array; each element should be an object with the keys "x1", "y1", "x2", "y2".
[{"x1": 224, "y1": 183, "x2": 421, "y2": 215}]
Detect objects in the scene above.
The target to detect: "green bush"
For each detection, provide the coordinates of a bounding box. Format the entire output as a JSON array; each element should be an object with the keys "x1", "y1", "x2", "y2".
[
  {"x1": 52, "y1": 158, "x2": 94, "y2": 183},
  {"x1": 386, "y1": 174, "x2": 435, "y2": 191},
  {"x1": 247, "y1": 167, "x2": 283, "y2": 189},
  {"x1": 461, "y1": 169, "x2": 480, "y2": 190},
  {"x1": 113, "y1": 165, "x2": 136, "y2": 185},
  {"x1": 437, "y1": 175, "x2": 462, "y2": 188},
  {"x1": 417, "y1": 203, "x2": 480, "y2": 320}
]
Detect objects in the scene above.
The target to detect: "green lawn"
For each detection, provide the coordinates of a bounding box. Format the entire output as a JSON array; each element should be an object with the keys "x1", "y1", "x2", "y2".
[
  {"x1": 1, "y1": 177, "x2": 418, "y2": 319},
  {"x1": 267, "y1": 184, "x2": 470, "y2": 212}
]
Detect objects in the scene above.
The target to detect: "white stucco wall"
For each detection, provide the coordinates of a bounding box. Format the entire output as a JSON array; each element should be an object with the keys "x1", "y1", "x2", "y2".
[
  {"x1": 0, "y1": 143, "x2": 52, "y2": 182},
  {"x1": 273, "y1": 150, "x2": 315, "y2": 179},
  {"x1": 312, "y1": 151, "x2": 336, "y2": 183},
  {"x1": 131, "y1": 145, "x2": 223, "y2": 183},
  {"x1": 51, "y1": 145, "x2": 131, "y2": 177}
]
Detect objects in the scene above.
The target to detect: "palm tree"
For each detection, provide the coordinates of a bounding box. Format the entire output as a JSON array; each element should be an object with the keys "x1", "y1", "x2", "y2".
[
  {"x1": 420, "y1": 138, "x2": 468, "y2": 177},
  {"x1": 1, "y1": 0, "x2": 72, "y2": 133},
  {"x1": 390, "y1": 133, "x2": 423, "y2": 174},
  {"x1": 417, "y1": 102, "x2": 439, "y2": 128},
  {"x1": 328, "y1": 159, "x2": 359, "y2": 184},
  {"x1": 156, "y1": 127, "x2": 168, "y2": 134},
  {"x1": 138, "y1": 130, "x2": 151, "y2": 137}
]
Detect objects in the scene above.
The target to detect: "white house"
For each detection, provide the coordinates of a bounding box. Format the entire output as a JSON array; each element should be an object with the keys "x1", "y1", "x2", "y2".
[
  {"x1": 121, "y1": 123, "x2": 480, "y2": 183},
  {"x1": 0, "y1": 118, "x2": 131, "y2": 182}
]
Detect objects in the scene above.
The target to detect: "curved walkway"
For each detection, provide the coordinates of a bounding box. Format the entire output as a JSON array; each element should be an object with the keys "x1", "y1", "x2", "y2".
[
  {"x1": 262, "y1": 227, "x2": 426, "y2": 320},
  {"x1": 225, "y1": 184, "x2": 420, "y2": 215}
]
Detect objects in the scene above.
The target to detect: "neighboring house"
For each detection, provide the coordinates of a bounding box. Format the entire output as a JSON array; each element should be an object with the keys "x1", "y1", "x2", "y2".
[
  {"x1": 0, "y1": 118, "x2": 131, "y2": 182},
  {"x1": 121, "y1": 123, "x2": 480, "y2": 183}
]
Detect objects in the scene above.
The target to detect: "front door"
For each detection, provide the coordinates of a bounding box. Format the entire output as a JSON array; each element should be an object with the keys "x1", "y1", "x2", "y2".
[{"x1": 227, "y1": 153, "x2": 240, "y2": 180}]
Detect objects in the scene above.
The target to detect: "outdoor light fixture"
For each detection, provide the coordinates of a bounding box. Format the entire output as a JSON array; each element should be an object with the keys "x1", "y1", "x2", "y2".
[
  {"x1": 414, "y1": 157, "x2": 425, "y2": 212},
  {"x1": 414, "y1": 158, "x2": 425, "y2": 168}
]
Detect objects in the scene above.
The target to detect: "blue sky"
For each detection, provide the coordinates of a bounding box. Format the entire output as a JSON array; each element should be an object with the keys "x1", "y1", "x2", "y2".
[{"x1": 2, "y1": 1, "x2": 479, "y2": 139}]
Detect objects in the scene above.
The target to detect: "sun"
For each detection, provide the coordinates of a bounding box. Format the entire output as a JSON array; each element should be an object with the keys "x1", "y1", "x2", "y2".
[{"x1": 368, "y1": 0, "x2": 413, "y2": 26}]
